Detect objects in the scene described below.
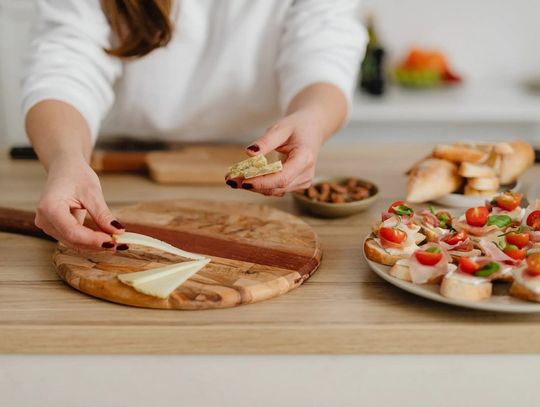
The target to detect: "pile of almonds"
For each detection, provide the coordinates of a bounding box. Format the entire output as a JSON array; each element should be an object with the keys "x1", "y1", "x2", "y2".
[{"x1": 302, "y1": 178, "x2": 374, "y2": 204}]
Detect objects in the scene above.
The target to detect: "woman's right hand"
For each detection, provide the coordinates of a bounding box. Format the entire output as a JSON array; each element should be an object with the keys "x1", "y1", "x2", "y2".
[{"x1": 35, "y1": 154, "x2": 125, "y2": 250}]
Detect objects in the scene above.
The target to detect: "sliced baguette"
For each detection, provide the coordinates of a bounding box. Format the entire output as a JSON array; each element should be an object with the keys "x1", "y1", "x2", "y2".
[
  {"x1": 440, "y1": 271, "x2": 492, "y2": 301},
  {"x1": 463, "y1": 184, "x2": 497, "y2": 197},
  {"x1": 433, "y1": 144, "x2": 487, "y2": 163},
  {"x1": 389, "y1": 259, "x2": 412, "y2": 281},
  {"x1": 510, "y1": 280, "x2": 540, "y2": 303},
  {"x1": 389, "y1": 259, "x2": 453, "y2": 284},
  {"x1": 364, "y1": 238, "x2": 402, "y2": 266},
  {"x1": 459, "y1": 162, "x2": 496, "y2": 178},
  {"x1": 418, "y1": 223, "x2": 443, "y2": 242},
  {"x1": 467, "y1": 176, "x2": 500, "y2": 191}
]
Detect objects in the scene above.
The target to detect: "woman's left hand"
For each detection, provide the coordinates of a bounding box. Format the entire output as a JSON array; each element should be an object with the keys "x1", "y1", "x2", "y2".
[{"x1": 226, "y1": 110, "x2": 324, "y2": 196}]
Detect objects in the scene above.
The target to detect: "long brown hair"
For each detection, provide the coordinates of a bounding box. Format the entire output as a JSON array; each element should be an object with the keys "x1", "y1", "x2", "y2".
[{"x1": 101, "y1": 0, "x2": 174, "y2": 58}]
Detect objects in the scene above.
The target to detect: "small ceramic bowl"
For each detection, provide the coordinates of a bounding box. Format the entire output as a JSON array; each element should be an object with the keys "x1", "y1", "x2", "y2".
[{"x1": 293, "y1": 176, "x2": 379, "y2": 218}]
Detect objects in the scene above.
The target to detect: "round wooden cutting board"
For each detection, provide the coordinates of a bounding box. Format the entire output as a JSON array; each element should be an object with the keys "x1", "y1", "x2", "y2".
[{"x1": 53, "y1": 200, "x2": 322, "y2": 309}]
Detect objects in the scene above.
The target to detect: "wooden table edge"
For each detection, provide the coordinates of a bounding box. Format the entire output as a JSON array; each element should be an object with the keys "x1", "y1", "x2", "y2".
[{"x1": 2, "y1": 324, "x2": 539, "y2": 354}]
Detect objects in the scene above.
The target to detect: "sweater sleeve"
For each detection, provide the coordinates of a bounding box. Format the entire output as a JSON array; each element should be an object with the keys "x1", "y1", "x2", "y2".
[
  {"x1": 21, "y1": 0, "x2": 122, "y2": 141},
  {"x1": 277, "y1": 0, "x2": 366, "y2": 114}
]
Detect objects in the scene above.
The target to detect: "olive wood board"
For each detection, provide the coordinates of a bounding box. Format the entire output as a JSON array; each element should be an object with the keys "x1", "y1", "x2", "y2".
[{"x1": 53, "y1": 200, "x2": 322, "y2": 309}]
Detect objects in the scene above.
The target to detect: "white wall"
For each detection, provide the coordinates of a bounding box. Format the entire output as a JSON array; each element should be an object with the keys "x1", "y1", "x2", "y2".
[
  {"x1": 0, "y1": 0, "x2": 35, "y2": 147},
  {"x1": 362, "y1": 0, "x2": 540, "y2": 82},
  {"x1": 1, "y1": 0, "x2": 540, "y2": 147}
]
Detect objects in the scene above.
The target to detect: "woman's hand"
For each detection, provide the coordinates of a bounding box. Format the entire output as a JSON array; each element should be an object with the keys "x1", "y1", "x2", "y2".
[
  {"x1": 226, "y1": 110, "x2": 324, "y2": 196},
  {"x1": 35, "y1": 154, "x2": 125, "y2": 250},
  {"x1": 225, "y1": 83, "x2": 348, "y2": 197}
]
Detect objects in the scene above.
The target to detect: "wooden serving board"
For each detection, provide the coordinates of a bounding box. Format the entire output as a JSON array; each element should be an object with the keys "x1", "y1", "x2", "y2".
[
  {"x1": 146, "y1": 146, "x2": 279, "y2": 184},
  {"x1": 53, "y1": 200, "x2": 322, "y2": 309}
]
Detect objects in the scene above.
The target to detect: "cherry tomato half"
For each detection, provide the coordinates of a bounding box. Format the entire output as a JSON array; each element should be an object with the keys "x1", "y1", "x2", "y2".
[
  {"x1": 495, "y1": 192, "x2": 523, "y2": 211},
  {"x1": 503, "y1": 245, "x2": 526, "y2": 261},
  {"x1": 415, "y1": 247, "x2": 443, "y2": 266},
  {"x1": 506, "y1": 232, "x2": 530, "y2": 249},
  {"x1": 527, "y1": 253, "x2": 540, "y2": 276},
  {"x1": 379, "y1": 227, "x2": 407, "y2": 244},
  {"x1": 388, "y1": 201, "x2": 413, "y2": 216},
  {"x1": 442, "y1": 230, "x2": 468, "y2": 246},
  {"x1": 459, "y1": 257, "x2": 480, "y2": 274},
  {"x1": 465, "y1": 207, "x2": 489, "y2": 227},
  {"x1": 526, "y1": 211, "x2": 540, "y2": 231},
  {"x1": 388, "y1": 201, "x2": 405, "y2": 213}
]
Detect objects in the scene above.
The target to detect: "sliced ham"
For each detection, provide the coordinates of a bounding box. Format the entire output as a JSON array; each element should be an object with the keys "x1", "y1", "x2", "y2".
[
  {"x1": 530, "y1": 231, "x2": 540, "y2": 243},
  {"x1": 478, "y1": 240, "x2": 522, "y2": 266},
  {"x1": 381, "y1": 216, "x2": 420, "y2": 233},
  {"x1": 459, "y1": 256, "x2": 512, "y2": 281},
  {"x1": 381, "y1": 212, "x2": 414, "y2": 226},
  {"x1": 438, "y1": 236, "x2": 471, "y2": 251},
  {"x1": 454, "y1": 219, "x2": 499, "y2": 237},
  {"x1": 417, "y1": 210, "x2": 439, "y2": 227},
  {"x1": 491, "y1": 206, "x2": 525, "y2": 222}
]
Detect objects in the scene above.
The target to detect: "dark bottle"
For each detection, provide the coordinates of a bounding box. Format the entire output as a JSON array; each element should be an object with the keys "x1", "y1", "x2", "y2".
[{"x1": 360, "y1": 15, "x2": 385, "y2": 96}]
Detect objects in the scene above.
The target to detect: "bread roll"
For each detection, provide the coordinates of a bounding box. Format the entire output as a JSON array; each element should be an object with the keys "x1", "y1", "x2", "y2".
[
  {"x1": 433, "y1": 144, "x2": 487, "y2": 163},
  {"x1": 499, "y1": 140, "x2": 535, "y2": 184},
  {"x1": 407, "y1": 158, "x2": 461, "y2": 203},
  {"x1": 493, "y1": 142, "x2": 514, "y2": 155}
]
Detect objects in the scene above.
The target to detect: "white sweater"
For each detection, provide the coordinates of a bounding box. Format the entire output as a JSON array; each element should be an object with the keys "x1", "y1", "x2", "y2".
[{"x1": 22, "y1": 0, "x2": 365, "y2": 144}]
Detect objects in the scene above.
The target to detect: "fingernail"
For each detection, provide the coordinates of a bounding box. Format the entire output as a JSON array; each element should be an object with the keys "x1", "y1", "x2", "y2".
[
  {"x1": 111, "y1": 220, "x2": 124, "y2": 230},
  {"x1": 101, "y1": 241, "x2": 115, "y2": 249},
  {"x1": 116, "y1": 244, "x2": 129, "y2": 251},
  {"x1": 247, "y1": 144, "x2": 260, "y2": 152},
  {"x1": 226, "y1": 180, "x2": 237, "y2": 189},
  {"x1": 242, "y1": 183, "x2": 253, "y2": 190}
]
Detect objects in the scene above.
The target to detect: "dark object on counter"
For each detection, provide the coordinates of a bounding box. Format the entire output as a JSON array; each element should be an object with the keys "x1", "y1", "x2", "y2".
[
  {"x1": 9, "y1": 146, "x2": 37, "y2": 160},
  {"x1": 535, "y1": 148, "x2": 540, "y2": 163},
  {"x1": 359, "y1": 15, "x2": 386, "y2": 96},
  {"x1": 9, "y1": 138, "x2": 170, "y2": 173},
  {"x1": 9, "y1": 138, "x2": 168, "y2": 160}
]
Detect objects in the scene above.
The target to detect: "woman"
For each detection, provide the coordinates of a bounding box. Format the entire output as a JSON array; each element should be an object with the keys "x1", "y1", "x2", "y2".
[{"x1": 22, "y1": 0, "x2": 365, "y2": 250}]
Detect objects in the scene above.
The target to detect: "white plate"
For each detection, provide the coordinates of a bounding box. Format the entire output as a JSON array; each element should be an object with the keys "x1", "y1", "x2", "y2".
[
  {"x1": 433, "y1": 180, "x2": 521, "y2": 208},
  {"x1": 528, "y1": 183, "x2": 540, "y2": 206},
  {"x1": 363, "y1": 237, "x2": 540, "y2": 313}
]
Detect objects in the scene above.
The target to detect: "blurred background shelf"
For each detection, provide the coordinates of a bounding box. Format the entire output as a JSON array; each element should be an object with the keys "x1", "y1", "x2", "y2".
[{"x1": 352, "y1": 80, "x2": 540, "y2": 124}]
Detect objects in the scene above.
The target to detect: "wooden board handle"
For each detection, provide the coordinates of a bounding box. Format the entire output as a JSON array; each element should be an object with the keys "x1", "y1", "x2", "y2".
[{"x1": 0, "y1": 207, "x2": 55, "y2": 241}]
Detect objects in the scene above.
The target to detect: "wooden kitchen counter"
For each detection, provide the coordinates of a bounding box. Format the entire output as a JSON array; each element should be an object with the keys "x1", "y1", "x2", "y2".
[{"x1": 2, "y1": 143, "x2": 540, "y2": 354}]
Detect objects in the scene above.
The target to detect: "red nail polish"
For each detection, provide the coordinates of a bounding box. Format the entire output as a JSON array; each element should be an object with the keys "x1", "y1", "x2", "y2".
[
  {"x1": 242, "y1": 183, "x2": 254, "y2": 190},
  {"x1": 226, "y1": 180, "x2": 237, "y2": 188},
  {"x1": 101, "y1": 241, "x2": 115, "y2": 249},
  {"x1": 111, "y1": 220, "x2": 124, "y2": 229},
  {"x1": 116, "y1": 244, "x2": 129, "y2": 251},
  {"x1": 247, "y1": 145, "x2": 260, "y2": 152}
]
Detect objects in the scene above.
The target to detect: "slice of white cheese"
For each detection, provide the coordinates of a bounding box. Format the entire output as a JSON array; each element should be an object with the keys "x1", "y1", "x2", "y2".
[
  {"x1": 114, "y1": 232, "x2": 206, "y2": 260},
  {"x1": 131, "y1": 260, "x2": 210, "y2": 299},
  {"x1": 118, "y1": 260, "x2": 207, "y2": 286}
]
